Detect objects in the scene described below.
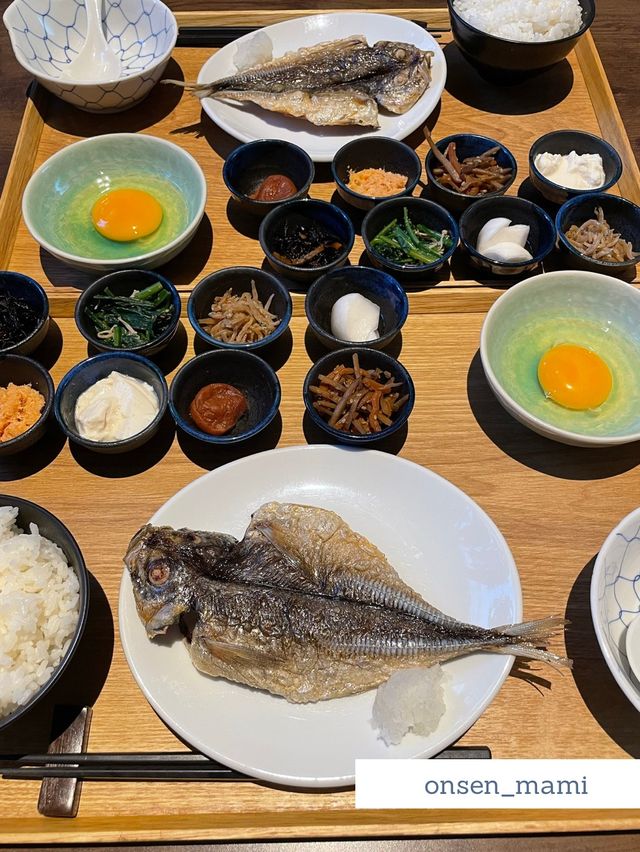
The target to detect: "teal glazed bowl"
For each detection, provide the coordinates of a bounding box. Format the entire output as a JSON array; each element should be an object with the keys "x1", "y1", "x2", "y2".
[
  {"x1": 480, "y1": 270, "x2": 640, "y2": 447},
  {"x1": 22, "y1": 134, "x2": 207, "y2": 272}
]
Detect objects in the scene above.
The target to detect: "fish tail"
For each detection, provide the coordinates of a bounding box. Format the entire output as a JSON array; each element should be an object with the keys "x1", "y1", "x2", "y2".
[
  {"x1": 494, "y1": 644, "x2": 573, "y2": 671},
  {"x1": 161, "y1": 79, "x2": 218, "y2": 98},
  {"x1": 496, "y1": 615, "x2": 568, "y2": 643}
]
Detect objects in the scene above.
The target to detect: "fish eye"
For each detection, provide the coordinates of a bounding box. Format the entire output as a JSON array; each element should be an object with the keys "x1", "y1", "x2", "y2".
[{"x1": 148, "y1": 561, "x2": 171, "y2": 586}]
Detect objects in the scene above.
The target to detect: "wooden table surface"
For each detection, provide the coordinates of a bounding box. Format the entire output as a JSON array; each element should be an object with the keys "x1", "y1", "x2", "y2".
[{"x1": 1, "y1": 1, "x2": 640, "y2": 849}]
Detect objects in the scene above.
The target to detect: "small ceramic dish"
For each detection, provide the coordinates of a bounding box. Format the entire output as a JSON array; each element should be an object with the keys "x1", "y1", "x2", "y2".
[
  {"x1": 75, "y1": 269, "x2": 181, "y2": 357},
  {"x1": 591, "y1": 506, "x2": 640, "y2": 713},
  {"x1": 223, "y1": 140, "x2": 315, "y2": 218},
  {"x1": 22, "y1": 133, "x2": 207, "y2": 272},
  {"x1": 188, "y1": 267, "x2": 292, "y2": 352},
  {"x1": 331, "y1": 137, "x2": 422, "y2": 212},
  {"x1": 0, "y1": 355, "x2": 54, "y2": 456},
  {"x1": 480, "y1": 269, "x2": 640, "y2": 447},
  {"x1": 529, "y1": 130, "x2": 622, "y2": 205},
  {"x1": 303, "y1": 345, "x2": 415, "y2": 444},
  {"x1": 0, "y1": 495, "x2": 89, "y2": 731},
  {"x1": 361, "y1": 196, "x2": 458, "y2": 282},
  {"x1": 0, "y1": 271, "x2": 50, "y2": 355},
  {"x1": 259, "y1": 198, "x2": 355, "y2": 284},
  {"x1": 459, "y1": 196, "x2": 556, "y2": 277},
  {"x1": 425, "y1": 133, "x2": 517, "y2": 215},
  {"x1": 556, "y1": 193, "x2": 640, "y2": 277},
  {"x1": 447, "y1": 0, "x2": 595, "y2": 74},
  {"x1": 3, "y1": 0, "x2": 177, "y2": 112},
  {"x1": 305, "y1": 266, "x2": 408, "y2": 352},
  {"x1": 169, "y1": 350, "x2": 281, "y2": 444},
  {"x1": 54, "y1": 351, "x2": 168, "y2": 454}
]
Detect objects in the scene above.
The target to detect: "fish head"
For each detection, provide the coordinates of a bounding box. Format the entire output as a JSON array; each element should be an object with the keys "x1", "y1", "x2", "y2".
[{"x1": 124, "y1": 524, "x2": 198, "y2": 637}]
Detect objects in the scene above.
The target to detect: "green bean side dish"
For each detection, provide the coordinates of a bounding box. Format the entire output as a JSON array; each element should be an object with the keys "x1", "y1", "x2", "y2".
[
  {"x1": 371, "y1": 208, "x2": 453, "y2": 265},
  {"x1": 84, "y1": 281, "x2": 174, "y2": 348}
]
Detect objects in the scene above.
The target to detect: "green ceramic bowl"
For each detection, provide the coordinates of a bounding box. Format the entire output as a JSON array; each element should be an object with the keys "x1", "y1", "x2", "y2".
[
  {"x1": 480, "y1": 270, "x2": 640, "y2": 447},
  {"x1": 22, "y1": 134, "x2": 207, "y2": 272}
]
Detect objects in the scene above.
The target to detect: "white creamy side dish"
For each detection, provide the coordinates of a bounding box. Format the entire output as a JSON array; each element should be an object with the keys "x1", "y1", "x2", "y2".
[
  {"x1": 534, "y1": 151, "x2": 606, "y2": 190},
  {"x1": 330, "y1": 293, "x2": 381, "y2": 342},
  {"x1": 74, "y1": 371, "x2": 159, "y2": 442}
]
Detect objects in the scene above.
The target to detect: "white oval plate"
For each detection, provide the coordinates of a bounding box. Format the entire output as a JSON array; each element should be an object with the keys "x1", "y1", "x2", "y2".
[
  {"x1": 196, "y1": 13, "x2": 447, "y2": 162},
  {"x1": 119, "y1": 446, "x2": 521, "y2": 788}
]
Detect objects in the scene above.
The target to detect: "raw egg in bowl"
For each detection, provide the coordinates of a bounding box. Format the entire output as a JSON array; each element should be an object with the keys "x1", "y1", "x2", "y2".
[
  {"x1": 480, "y1": 270, "x2": 640, "y2": 447},
  {"x1": 22, "y1": 134, "x2": 207, "y2": 272}
]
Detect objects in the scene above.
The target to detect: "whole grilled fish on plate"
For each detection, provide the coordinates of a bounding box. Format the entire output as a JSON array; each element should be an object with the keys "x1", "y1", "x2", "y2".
[
  {"x1": 118, "y1": 446, "x2": 558, "y2": 787},
  {"x1": 194, "y1": 13, "x2": 447, "y2": 163}
]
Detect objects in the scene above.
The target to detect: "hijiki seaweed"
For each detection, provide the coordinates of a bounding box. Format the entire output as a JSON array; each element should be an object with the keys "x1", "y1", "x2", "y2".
[
  {"x1": 0, "y1": 294, "x2": 39, "y2": 349},
  {"x1": 271, "y1": 219, "x2": 344, "y2": 268}
]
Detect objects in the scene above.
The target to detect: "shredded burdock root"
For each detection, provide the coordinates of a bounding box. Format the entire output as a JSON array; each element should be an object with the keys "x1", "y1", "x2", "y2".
[
  {"x1": 424, "y1": 128, "x2": 512, "y2": 196},
  {"x1": 199, "y1": 281, "x2": 281, "y2": 343},
  {"x1": 564, "y1": 206, "x2": 639, "y2": 263},
  {"x1": 310, "y1": 353, "x2": 409, "y2": 435}
]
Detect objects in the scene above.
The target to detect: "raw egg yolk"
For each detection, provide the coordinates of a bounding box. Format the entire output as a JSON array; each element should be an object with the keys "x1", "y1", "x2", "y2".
[
  {"x1": 537, "y1": 343, "x2": 612, "y2": 411},
  {"x1": 91, "y1": 189, "x2": 163, "y2": 242}
]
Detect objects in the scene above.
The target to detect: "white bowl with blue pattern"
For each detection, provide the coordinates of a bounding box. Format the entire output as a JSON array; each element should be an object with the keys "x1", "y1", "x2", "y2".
[
  {"x1": 591, "y1": 507, "x2": 640, "y2": 713},
  {"x1": 3, "y1": 0, "x2": 177, "y2": 112}
]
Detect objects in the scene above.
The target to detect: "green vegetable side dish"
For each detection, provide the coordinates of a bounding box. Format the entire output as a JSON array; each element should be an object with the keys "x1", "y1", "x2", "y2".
[
  {"x1": 370, "y1": 208, "x2": 453, "y2": 265},
  {"x1": 84, "y1": 282, "x2": 174, "y2": 348}
]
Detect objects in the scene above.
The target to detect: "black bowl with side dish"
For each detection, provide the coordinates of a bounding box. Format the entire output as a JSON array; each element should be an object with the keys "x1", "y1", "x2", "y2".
[
  {"x1": 459, "y1": 195, "x2": 556, "y2": 277},
  {"x1": 223, "y1": 140, "x2": 315, "y2": 219},
  {"x1": 0, "y1": 271, "x2": 50, "y2": 356},
  {"x1": 332, "y1": 137, "x2": 422, "y2": 212},
  {"x1": 188, "y1": 266, "x2": 292, "y2": 351},
  {"x1": 447, "y1": 0, "x2": 596, "y2": 74},
  {"x1": 556, "y1": 193, "x2": 640, "y2": 277},
  {"x1": 259, "y1": 198, "x2": 355, "y2": 285},
  {"x1": 425, "y1": 133, "x2": 517, "y2": 216},
  {"x1": 529, "y1": 130, "x2": 623, "y2": 205},
  {"x1": 0, "y1": 354, "x2": 54, "y2": 456},
  {"x1": 169, "y1": 350, "x2": 281, "y2": 445},
  {"x1": 0, "y1": 495, "x2": 89, "y2": 732}
]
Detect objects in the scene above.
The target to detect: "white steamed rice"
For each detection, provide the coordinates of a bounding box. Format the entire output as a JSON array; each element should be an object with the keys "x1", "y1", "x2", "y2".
[
  {"x1": 452, "y1": 0, "x2": 583, "y2": 43},
  {"x1": 371, "y1": 665, "x2": 446, "y2": 746},
  {"x1": 0, "y1": 506, "x2": 80, "y2": 719}
]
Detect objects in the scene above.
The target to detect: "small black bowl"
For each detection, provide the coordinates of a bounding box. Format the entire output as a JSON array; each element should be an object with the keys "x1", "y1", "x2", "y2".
[
  {"x1": 305, "y1": 266, "x2": 408, "y2": 352},
  {"x1": 459, "y1": 196, "x2": 556, "y2": 277},
  {"x1": 223, "y1": 139, "x2": 315, "y2": 218},
  {"x1": 0, "y1": 354, "x2": 54, "y2": 456},
  {"x1": 0, "y1": 271, "x2": 50, "y2": 355},
  {"x1": 303, "y1": 346, "x2": 415, "y2": 445},
  {"x1": 362, "y1": 196, "x2": 459, "y2": 282},
  {"x1": 188, "y1": 266, "x2": 292, "y2": 351},
  {"x1": 529, "y1": 130, "x2": 623, "y2": 205},
  {"x1": 425, "y1": 133, "x2": 517, "y2": 215},
  {"x1": 447, "y1": 0, "x2": 595, "y2": 74},
  {"x1": 332, "y1": 137, "x2": 422, "y2": 212},
  {"x1": 0, "y1": 495, "x2": 89, "y2": 732},
  {"x1": 74, "y1": 269, "x2": 181, "y2": 358},
  {"x1": 55, "y1": 352, "x2": 168, "y2": 454},
  {"x1": 169, "y1": 350, "x2": 281, "y2": 445},
  {"x1": 556, "y1": 193, "x2": 640, "y2": 277},
  {"x1": 259, "y1": 198, "x2": 355, "y2": 284}
]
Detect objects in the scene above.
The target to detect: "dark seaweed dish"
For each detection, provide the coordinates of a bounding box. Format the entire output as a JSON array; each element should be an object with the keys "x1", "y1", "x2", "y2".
[
  {"x1": 270, "y1": 219, "x2": 344, "y2": 268},
  {"x1": 83, "y1": 281, "x2": 174, "y2": 348},
  {"x1": 0, "y1": 294, "x2": 39, "y2": 349}
]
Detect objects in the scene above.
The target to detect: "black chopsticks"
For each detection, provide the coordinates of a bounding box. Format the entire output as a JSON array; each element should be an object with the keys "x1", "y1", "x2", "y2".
[
  {"x1": 175, "y1": 21, "x2": 448, "y2": 48},
  {"x1": 1, "y1": 746, "x2": 490, "y2": 783}
]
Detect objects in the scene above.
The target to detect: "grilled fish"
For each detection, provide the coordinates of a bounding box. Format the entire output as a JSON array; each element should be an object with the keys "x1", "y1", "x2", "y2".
[
  {"x1": 170, "y1": 36, "x2": 433, "y2": 127},
  {"x1": 125, "y1": 503, "x2": 569, "y2": 703}
]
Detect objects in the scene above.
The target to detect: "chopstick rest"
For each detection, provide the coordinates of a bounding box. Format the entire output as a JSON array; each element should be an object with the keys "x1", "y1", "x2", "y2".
[{"x1": 37, "y1": 705, "x2": 93, "y2": 818}]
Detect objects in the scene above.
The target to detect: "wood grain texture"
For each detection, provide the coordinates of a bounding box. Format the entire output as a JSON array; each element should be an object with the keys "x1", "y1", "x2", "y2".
[{"x1": 1, "y1": 6, "x2": 640, "y2": 846}]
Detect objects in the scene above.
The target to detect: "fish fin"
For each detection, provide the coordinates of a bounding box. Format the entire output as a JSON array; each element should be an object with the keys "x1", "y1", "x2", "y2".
[
  {"x1": 200, "y1": 637, "x2": 283, "y2": 669},
  {"x1": 496, "y1": 616, "x2": 568, "y2": 642},
  {"x1": 495, "y1": 644, "x2": 573, "y2": 671}
]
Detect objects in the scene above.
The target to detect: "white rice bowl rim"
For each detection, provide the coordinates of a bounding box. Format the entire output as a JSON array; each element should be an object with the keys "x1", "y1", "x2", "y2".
[
  {"x1": 448, "y1": 0, "x2": 594, "y2": 46},
  {"x1": 0, "y1": 497, "x2": 89, "y2": 731}
]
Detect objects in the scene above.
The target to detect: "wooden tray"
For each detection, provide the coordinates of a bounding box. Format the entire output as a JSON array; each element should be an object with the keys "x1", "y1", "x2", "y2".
[{"x1": 1, "y1": 8, "x2": 640, "y2": 844}]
